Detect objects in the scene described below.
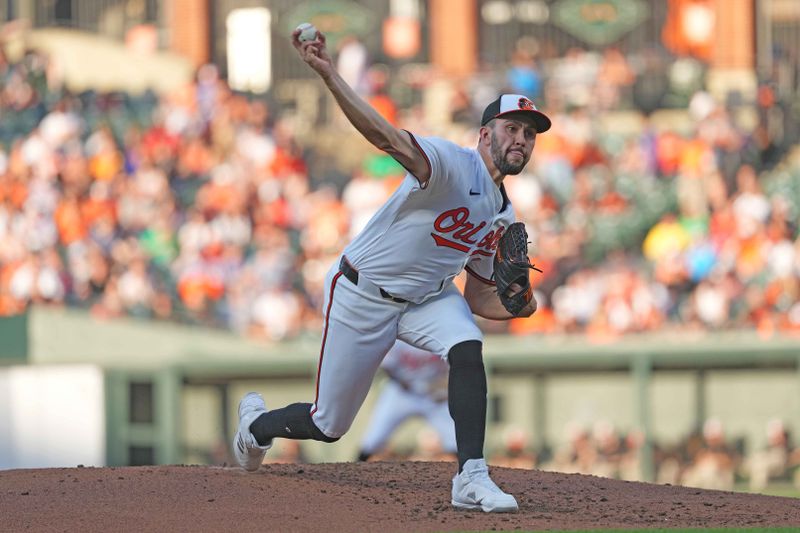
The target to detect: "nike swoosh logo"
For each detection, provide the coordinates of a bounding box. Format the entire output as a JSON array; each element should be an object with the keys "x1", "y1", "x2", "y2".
[{"x1": 469, "y1": 189, "x2": 480, "y2": 196}]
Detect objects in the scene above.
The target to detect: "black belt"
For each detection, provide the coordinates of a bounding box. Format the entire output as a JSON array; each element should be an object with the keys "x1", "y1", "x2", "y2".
[{"x1": 339, "y1": 257, "x2": 408, "y2": 304}]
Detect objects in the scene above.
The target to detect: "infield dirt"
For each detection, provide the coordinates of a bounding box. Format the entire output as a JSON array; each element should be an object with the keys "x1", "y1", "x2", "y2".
[{"x1": 3, "y1": 461, "x2": 800, "y2": 532}]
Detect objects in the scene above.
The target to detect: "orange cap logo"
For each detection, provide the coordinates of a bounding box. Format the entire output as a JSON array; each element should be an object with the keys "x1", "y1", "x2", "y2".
[{"x1": 517, "y1": 98, "x2": 536, "y2": 111}]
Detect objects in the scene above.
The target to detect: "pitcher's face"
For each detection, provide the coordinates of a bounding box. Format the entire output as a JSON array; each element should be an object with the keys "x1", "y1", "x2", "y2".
[{"x1": 489, "y1": 118, "x2": 536, "y2": 175}]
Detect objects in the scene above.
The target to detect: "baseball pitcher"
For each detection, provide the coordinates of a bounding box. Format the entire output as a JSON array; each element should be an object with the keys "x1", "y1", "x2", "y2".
[{"x1": 233, "y1": 25, "x2": 550, "y2": 513}]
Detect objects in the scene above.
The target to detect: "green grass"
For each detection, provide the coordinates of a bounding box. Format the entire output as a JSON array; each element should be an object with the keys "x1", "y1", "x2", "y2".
[
  {"x1": 469, "y1": 529, "x2": 800, "y2": 533},
  {"x1": 733, "y1": 482, "x2": 800, "y2": 499},
  {"x1": 751, "y1": 486, "x2": 800, "y2": 499}
]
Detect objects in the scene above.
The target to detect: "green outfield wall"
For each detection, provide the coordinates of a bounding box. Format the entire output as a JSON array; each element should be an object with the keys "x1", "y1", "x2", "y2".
[{"x1": 4, "y1": 307, "x2": 800, "y2": 478}]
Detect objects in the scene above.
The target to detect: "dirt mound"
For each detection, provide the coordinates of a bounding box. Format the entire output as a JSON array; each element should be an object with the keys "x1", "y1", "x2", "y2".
[{"x1": 2, "y1": 462, "x2": 800, "y2": 532}]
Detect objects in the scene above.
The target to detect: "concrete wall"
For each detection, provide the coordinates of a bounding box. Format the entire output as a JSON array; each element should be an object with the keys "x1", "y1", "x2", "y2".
[
  {"x1": 189, "y1": 368, "x2": 800, "y2": 466},
  {"x1": 0, "y1": 365, "x2": 105, "y2": 469},
  {"x1": 10, "y1": 307, "x2": 800, "y2": 467}
]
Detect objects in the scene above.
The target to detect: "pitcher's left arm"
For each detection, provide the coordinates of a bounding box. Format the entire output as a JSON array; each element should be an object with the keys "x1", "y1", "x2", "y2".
[{"x1": 464, "y1": 272, "x2": 537, "y2": 320}]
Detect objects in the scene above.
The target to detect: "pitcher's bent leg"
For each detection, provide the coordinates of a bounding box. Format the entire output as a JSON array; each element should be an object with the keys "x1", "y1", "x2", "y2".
[{"x1": 311, "y1": 317, "x2": 397, "y2": 438}]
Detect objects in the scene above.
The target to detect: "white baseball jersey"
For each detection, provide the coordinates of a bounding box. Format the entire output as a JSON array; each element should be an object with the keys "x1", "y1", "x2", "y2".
[
  {"x1": 359, "y1": 340, "x2": 456, "y2": 456},
  {"x1": 380, "y1": 339, "x2": 450, "y2": 397},
  {"x1": 311, "y1": 134, "x2": 516, "y2": 439},
  {"x1": 343, "y1": 134, "x2": 516, "y2": 303}
]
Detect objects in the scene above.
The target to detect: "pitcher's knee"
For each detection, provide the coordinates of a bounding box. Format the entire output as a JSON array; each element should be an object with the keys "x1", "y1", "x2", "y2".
[
  {"x1": 309, "y1": 417, "x2": 343, "y2": 442},
  {"x1": 311, "y1": 419, "x2": 342, "y2": 442},
  {"x1": 447, "y1": 340, "x2": 483, "y2": 368}
]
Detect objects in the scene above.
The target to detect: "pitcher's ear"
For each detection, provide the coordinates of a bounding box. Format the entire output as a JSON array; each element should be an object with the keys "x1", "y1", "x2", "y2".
[{"x1": 478, "y1": 125, "x2": 491, "y2": 143}]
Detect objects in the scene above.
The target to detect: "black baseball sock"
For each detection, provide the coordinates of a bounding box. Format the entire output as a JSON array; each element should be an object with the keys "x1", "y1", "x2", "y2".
[
  {"x1": 249, "y1": 402, "x2": 339, "y2": 446},
  {"x1": 447, "y1": 340, "x2": 487, "y2": 472}
]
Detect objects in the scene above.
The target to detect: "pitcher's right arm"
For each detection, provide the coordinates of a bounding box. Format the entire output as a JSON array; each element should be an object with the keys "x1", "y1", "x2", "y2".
[{"x1": 291, "y1": 29, "x2": 431, "y2": 186}]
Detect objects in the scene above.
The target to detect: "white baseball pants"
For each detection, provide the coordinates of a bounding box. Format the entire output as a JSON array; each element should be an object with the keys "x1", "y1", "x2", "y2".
[{"x1": 310, "y1": 259, "x2": 482, "y2": 439}]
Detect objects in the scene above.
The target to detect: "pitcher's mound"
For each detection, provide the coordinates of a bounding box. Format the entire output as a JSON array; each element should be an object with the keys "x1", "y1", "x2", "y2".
[{"x1": 2, "y1": 461, "x2": 799, "y2": 532}]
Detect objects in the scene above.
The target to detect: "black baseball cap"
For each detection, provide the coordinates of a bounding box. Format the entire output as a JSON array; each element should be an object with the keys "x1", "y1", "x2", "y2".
[{"x1": 481, "y1": 94, "x2": 551, "y2": 133}]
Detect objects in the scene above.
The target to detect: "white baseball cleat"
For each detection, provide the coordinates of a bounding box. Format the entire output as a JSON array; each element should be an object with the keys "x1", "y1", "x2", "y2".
[
  {"x1": 451, "y1": 458, "x2": 519, "y2": 513},
  {"x1": 232, "y1": 392, "x2": 271, "y2": 472}
]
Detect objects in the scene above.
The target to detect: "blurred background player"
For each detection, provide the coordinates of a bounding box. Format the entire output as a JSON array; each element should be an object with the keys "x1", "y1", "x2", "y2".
[
  {"x1": 743, "y1": 418, "x2": 800, "y2": 492},
  {"x1": 357, "y1": 339, "x2": 456, "y2": 462},
  {"x1": 680, "y1": 417, "x2": 741, "y2": 490}
]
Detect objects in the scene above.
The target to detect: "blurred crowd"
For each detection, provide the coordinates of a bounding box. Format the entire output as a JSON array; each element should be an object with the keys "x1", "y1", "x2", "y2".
[
  {"x1": 1, "y1": 36, "x2": 800, "y2": 342},
  {"x1": 510, "y1": 416, "x2": 800, "y2": 492}
]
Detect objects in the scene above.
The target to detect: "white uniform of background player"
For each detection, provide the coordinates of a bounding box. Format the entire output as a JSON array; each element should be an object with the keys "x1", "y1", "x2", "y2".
[
  {"x1": 358, "y1": 340, "x2": 456, "y2": 461},
  {"x1": 233, "y1": 25, "x2": 550, "y2": 514}
]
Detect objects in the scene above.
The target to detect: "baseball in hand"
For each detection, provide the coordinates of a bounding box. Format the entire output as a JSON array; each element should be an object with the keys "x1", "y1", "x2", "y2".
[{"x1": 296, "y1": 22, "x2": 318, "y2": 42}]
